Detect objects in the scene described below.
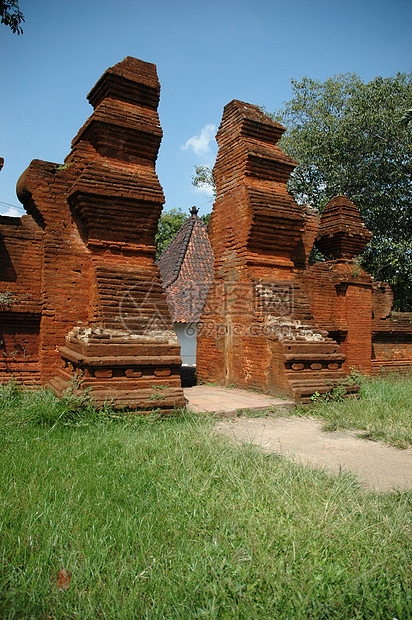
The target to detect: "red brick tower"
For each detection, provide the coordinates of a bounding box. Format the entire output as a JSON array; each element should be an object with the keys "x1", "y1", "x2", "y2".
[
  {"x1": 197, "y1": 101, "x2": 350, "y2": 401},
  {"x1": 14, "y1": 57, "x2": 185, "y2": 410}
]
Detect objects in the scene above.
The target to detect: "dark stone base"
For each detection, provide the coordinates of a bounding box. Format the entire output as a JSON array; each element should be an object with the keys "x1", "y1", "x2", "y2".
[{"x1": 180, "y1": 365, "x2": 197, "y2": 388}]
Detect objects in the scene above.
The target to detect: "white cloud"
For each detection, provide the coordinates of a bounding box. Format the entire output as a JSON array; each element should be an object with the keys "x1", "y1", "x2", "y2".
[
  {"x1": 181, "y1": 123, "x2": 216, "y2": 159},
  {"x1": 0, "y1": 206, "x2": 21, "y2": 217},
  {"x1": 193, "y1": 183, "x2": 215, "y2": 198}
]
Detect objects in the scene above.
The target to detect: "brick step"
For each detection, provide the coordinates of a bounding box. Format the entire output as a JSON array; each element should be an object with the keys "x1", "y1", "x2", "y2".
[
  {"x1": 50, "y1": 375, "x2": 186, "y2": 412},
  {"x1": 279, "y1": 332, "x2": 354, "y2": 402},
  {"x1": 0, "y1": 358, "x2": 39, "y2": 369},
  {"x1": 287, "y1": 377, "x2": 358, "y2": 403},
  {"x1": 371, "y1": 359, "x2": 412, "y2": 376},
  {"x1": 286, "y1": 369, "x2": 347, "y2": 380}
]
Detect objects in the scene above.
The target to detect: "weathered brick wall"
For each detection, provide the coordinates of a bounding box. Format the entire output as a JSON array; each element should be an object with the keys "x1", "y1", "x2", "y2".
[
  {"x1": 0, "y1": 215, "x2": 43, "y2": 305},
  {"x1": 16, "y1": 161, "x2": 93, "y2": 383},
  {"x1": 0, "y1": 314, "x2": 41, "y2": 383},
  {"x1": 371, "y1": 282, "x2": 412, "y2": 372},
  {"x1": 307, "y1": 196, "x2": 412, "y2": 377},
  {"x1": 304, "y1": 261, "x2": 373, "y2": 374},
  {"x1": 0, "y1": 214, "x2": 44, "y2": 383}
]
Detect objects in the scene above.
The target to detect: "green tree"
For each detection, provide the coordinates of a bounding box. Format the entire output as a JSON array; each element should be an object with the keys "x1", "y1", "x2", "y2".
[
  {"x1": 155, "y1": 208, "x2": 187, "y2": 258},
  {"x1": 274, "y1": 72, "x2": 412, "y2": 310},
  {"x1": 155, "y1": 207, "x2": 210, "y2": 258},
  {"x1": 1, "y1": 0, "x2": 24, "y2": 34},
  {"x1": 191, "y1": 165, "x2": 216, "y2": 197},
  {"x1": 201, "y1": 212, "x2": 211, "y2": 227}
]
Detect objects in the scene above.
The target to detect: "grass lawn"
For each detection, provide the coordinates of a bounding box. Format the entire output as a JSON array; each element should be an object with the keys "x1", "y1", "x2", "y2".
[
  {"x1": 0, "y1": 381, "x2": 411, "y2": 619},
  {"x1": 296, "y1": 372, "x2": 412, "y2": 449}
]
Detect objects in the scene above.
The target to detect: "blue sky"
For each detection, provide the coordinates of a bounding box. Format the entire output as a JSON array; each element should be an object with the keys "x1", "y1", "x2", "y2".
[{"x1": 1, "y1": 0, "x2": 411, "y2": 218}]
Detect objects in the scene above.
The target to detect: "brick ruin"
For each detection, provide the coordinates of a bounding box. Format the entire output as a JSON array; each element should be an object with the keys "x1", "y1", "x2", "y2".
[
  {"x1": 196, "y1": 100, "x2": 412, "y2": 401},
  {"x1": 1, "y1": 67, "x2": 412, "y2": 406},
  {"x1": 0, "y1": 57, "x2": 185, "y2": 411}
]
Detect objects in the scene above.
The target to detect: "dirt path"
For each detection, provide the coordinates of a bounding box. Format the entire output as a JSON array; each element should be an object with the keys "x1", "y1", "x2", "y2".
[{"x1": 214, "y1": 416, "x2": 412, "y2": 492}]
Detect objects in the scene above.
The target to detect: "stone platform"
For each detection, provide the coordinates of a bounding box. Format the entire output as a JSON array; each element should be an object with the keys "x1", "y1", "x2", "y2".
[{"x1": 184, "y1": 385, "x2": 295, "y2": 416}]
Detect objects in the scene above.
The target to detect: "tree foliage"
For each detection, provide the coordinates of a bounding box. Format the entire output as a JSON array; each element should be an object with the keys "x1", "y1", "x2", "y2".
[
  {"x1": 155, "y1": 208, "x2": 187, "y2": 258},
  {"x1": 274, "y1": 72, "x2": 412, "y2": 310},
  {"x1": 155, "y1": 207, "x2": 210, "y2": 258},
  {"x1": 0, "y1": 0, "x2": 24, "y2": 34},
  {"x1": 191, "y1": 165, "x2": 216, "y2": 197}
]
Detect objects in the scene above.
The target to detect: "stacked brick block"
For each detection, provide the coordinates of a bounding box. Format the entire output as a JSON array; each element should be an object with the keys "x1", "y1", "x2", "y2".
[
  {"x1": 306, "y1": 196, "x2": 412, "y2": 376},
  {"x1": 0, "y1": 57, "x2": 185, "y2": 411},
  {"x1": 304, "y1": 195, "x2": 374, "y2": 374}
]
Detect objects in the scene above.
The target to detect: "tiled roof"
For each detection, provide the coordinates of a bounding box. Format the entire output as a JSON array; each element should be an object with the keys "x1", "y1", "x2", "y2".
[{"x1": 157, "y1": 207, "x2": 214, "y2": 323}]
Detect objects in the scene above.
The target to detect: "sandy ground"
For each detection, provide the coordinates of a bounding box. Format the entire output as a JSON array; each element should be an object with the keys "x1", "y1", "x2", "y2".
[{"x1": 214, "y1": 415, "x2": 412, "y2": 492}]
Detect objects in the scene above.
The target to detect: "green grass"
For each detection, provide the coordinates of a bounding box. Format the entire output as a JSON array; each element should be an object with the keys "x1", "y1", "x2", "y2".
[
  {"x1": 0, "y1": 383, "x2": 411, "y2": 619},
  {"x1": 297, "y1": 373, "x2": 412, "y2": 449}
]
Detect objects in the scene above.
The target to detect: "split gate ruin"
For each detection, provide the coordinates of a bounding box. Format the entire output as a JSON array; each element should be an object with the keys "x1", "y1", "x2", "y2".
[{"x1": 1, "y1": 57, "x2": 412, "y2": 409}]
